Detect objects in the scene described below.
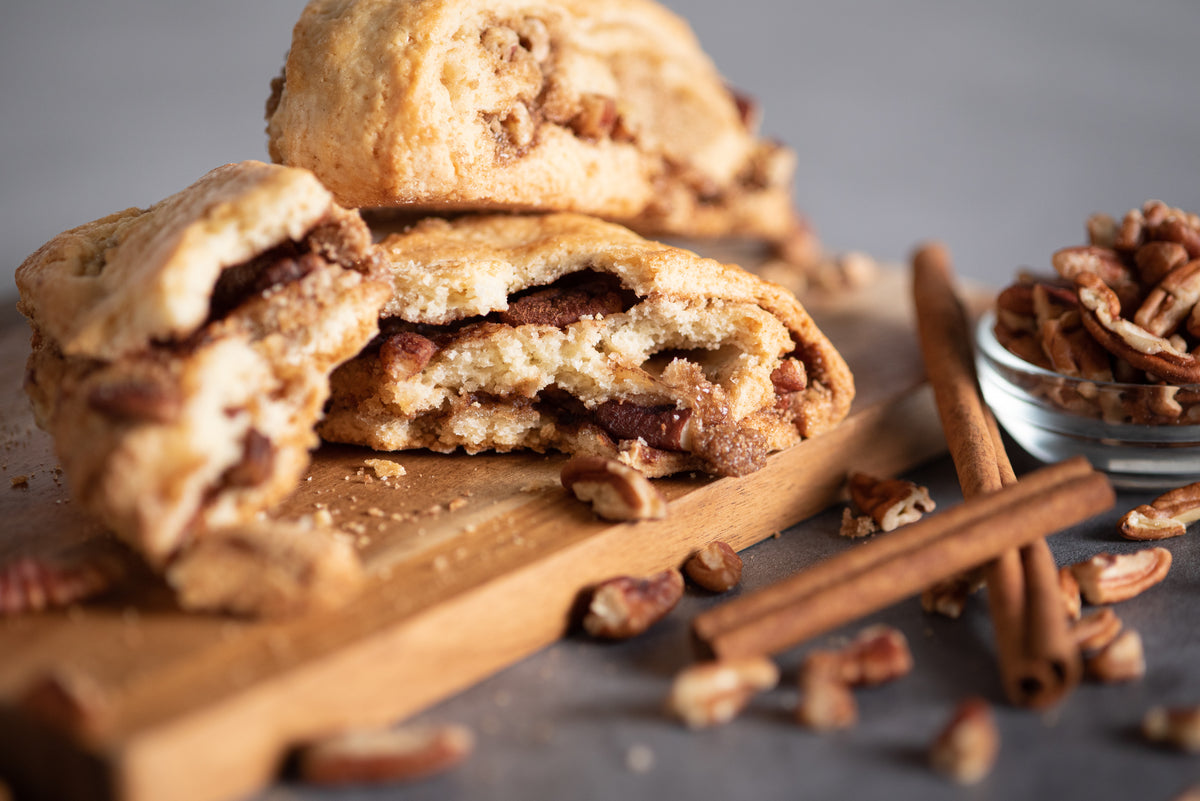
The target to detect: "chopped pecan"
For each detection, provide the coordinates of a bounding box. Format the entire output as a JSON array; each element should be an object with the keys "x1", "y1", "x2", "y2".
[
  {"x1": 833, "y1": 625, "x2": 914, "y2": 687},
  {"x1": 847, "y1": 472, "x2": 935, "y2": 532},
  {"x1": 581, "y1": 569, "x2": 683, "y2": 639},
  {"x1": 593, "y1": 400, "x2": 694, "y2": 453},
  {"x1": 1144, "y1": 705, "x2": 1200, "y2": 753},
  {"x1": 297, "y1": 724, "x2": 475, "y2": 785},
  {"x1": 929, "y1": 698, "x2": 999, "y2": 785},
  {"x1": 683, "y1": 541, "x2": 742, "y2": 593},
  {"x1": 499, "y1": 275, "x2": 628, "y2": 328},
  {"x1": 87, "y1": 376, "x2": 182, "y2": 424},
  {"x1": 1120, "y1": 480, "x2": 1200, "y2": 540},
  {"x1": 1084, "y1": 628, "x2": 1145, "y2": 683},
  {"x1": 380, "y1": 331, "x2": 438, "y2": 381},
  {"x1": 220, "y1": 428, "x2": 275, "y2": 488},
  {"x1": 1069, "y1": 547, "x2": 1172, "y2": 604},
  {"x1": 770, "y1": 358, "x2": 808, "y2": 392},
  {"x1": 560, "y1": 456, "x2": 667, "y2": 521},
  {"x1": 921, "y1": 571, "x2": 983, "y2": 619},
  {"x1": 568, "y1": 94, "x2": 619, "y2": 141},
  {"x1": 795, "y1": 651, "x2": 858, "y2": 731},
  {"x1": 1071, "y1": 607, "x2": 1123, "y2": 652},
  {"x1": 666, "y1": 657, "x2": 779, "y2": 728}
]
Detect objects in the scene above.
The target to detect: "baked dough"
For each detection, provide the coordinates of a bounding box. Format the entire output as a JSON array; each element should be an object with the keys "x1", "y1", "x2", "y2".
[
  {"x1": 265, "y1": 0, "x2": 808, "y2": 246},
  {"x1": 16, "y1": 161, "x2": 391, "y2": 567},
  {"x1": 320, "y1": 213, "x2": 854, "y2": 476}
]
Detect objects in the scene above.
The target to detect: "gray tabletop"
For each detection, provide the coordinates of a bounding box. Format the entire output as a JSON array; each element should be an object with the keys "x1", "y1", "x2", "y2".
[{"x1": 3, "y1": 1, "x2": 1200, "y2": 799}]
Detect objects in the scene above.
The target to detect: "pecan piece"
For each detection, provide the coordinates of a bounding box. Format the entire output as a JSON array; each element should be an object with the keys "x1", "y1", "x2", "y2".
[
  {"x1": 568, "y1": 93, "x2": 619, "y2": 141},
  {"x1": 219, "y1": 428, "x2": 275, "y2": 488},
  {"x1": 0, "y1": 552, "x2": 125, "y2": 616},
  {"x1": 683, "y1": 541, "x2": 742, "y2": 593},
  {"x1": 297, "y1": 724, "x2": 474, "y2": 785},
  {"x1": 1135, "y1": 241, "x2": 1189, "y2": 287},
  {"x1": 1144, "y1": 706, "x2": 1200, "y2": 753},
  {"x1": 795, "y1": 651, "x2": 857, "y2": 731},
  {"x1": 499, "y1": 276, "x2": 627, "y2": 328},
  {"x1": 1069, "y1": 547, "x2": 1172, "y2": 604},
  {"x1": 1071, "y1": 607, "x2": 1123, "y2": 652},
  {"x1": 582, "y1": 569, "x2": 683, "y2": 639},
  {"x1": 561, "y1": 456, "x2": 667, "y2": 522},
  {"x1": 770, "y1": 358, "x2": 808, "y2": 393},
  {"x1": 1058, "y1": 566, "x2": 1082, "y2": 621},
  {"x1": 921, "y1": 571, "x2": 983, "y2": 619},
  {"x1": 1133, "y1": 260, "x2": 1200, "y2": 337},
  {"x1": 833, "y1": 625, "x2": 914, "y2": 687},
  {"x1": 666, "y1": 657, "x2": 779, "y2": 728},
  {"x1": 87, "y1": 376, "x2": 182, "y2": 424},
  {"x1": 1120, "y1": 480, "x2": 1200, "y2": 540},
  {"x1": 1084, "y1": 628, "x2": 1145, "y2": 683},
  {"x1": 593, "y1": 400, "x2": 694, "y2": 453},
  {"x1": 847, "y1": 472, "x2": 935, "y2": 532},
  {"x1": 929, "y1": 698, "x2": 999, "y2": 785},
  {"x1": 380, "y1": 331, "x2": 438, "y2": 381},
  {"x1": 1053, "y1": 246, "x2": 1140, "y2": 309}
]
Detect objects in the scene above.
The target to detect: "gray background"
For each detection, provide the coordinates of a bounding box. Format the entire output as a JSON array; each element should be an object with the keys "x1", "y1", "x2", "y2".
[{"x1": 3, "y1": 2, "x2": 1200, "y2": 800}]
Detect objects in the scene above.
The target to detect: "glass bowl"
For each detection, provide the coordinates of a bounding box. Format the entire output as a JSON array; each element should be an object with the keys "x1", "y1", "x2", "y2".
[{"x1": 974, "y1": 310, "x2": 1200, "y2": 490}]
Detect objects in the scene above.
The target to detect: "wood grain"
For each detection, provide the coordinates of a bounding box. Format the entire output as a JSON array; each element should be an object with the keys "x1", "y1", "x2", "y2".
[{"x1": 0, "y1": 266, "x2": 946, "y2": 801}]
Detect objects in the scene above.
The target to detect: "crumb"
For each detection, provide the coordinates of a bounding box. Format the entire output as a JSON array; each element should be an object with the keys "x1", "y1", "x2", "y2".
[
  {"x1": 839, "y1": 508, "x2": 879, "y2": 539},
  {"x1": 10, "y1": 475, "x2": 28, "y2": 488},
  {"x1": 432, "y1": 555, "x2": 450, "y2": 572},
  {"x1": 447, "y1": 497, "x2": 469, "y2": 512},
  {"x1": 366, "y1": 507, "x2": 385, "y2": 518},
  {"x1": 625, "y1": 744, "x2": 655, "y2": 774},
  {"x1": 364, "y1": 458, "x2": 406, "y2": 479}
]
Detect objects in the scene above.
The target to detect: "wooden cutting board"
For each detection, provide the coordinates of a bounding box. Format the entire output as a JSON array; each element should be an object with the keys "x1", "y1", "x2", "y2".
[{"x1": 0, "y1": 264, "x2": 948, "y2": 801}]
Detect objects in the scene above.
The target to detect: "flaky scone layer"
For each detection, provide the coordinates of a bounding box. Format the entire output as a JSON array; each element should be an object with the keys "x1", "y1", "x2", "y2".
[
  {"x1": 266, "y1": 0, "x2": 801, "y2": 242},
  {"x1": 321, "y1": 213, "x2": 853, "y2": 476}
]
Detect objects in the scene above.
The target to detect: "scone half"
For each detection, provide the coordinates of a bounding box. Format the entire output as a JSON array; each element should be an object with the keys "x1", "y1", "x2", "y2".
[
  {"x1": 16, "y1": 161, "x2": 391, "y2": 567},
  {"x1": 320, "y1": 213, "x2": 854, "y2": 477}
]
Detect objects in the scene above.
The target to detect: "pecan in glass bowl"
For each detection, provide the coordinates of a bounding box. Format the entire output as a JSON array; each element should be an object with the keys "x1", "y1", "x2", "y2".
[{"x1": 975, "y1": 201, "x2": 1200, "y2": 490}]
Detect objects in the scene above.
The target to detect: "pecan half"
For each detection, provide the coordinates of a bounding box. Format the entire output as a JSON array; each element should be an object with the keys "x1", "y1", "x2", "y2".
[
  {"x1": 1084, "y1": 628, "x2": 1145, "y2": 683},
  {"x1": 666, "y1": 657, "x2": 779, "y2": 728},
  {"x1": 1069, "y1": 547, "x2": 1172, "y2": 604},
  {"x1": 499, "y1": 275, "x2": 628, "y2": 328},
  {"x1": 1134, "y1": 241, "x2": 1189, "y2": 287},
  {"x1": 1144, "y1": 706, "x2": 1200, "y2": 753},
  {"x1": 847, "y1": 473, "x2": 935, "y2": 532},
  {"x1": 593, "y1": 400, "x2": 694, "y2": 453},
  {"x1": 1052, "y1": 246, "x2": 1140, "y2": 309},
  {"x1": 1134, "y1": 260, "x2": 1200, "y2": 337},
  {"x1": 581, "y1": 569, "x2": 683, "y2": 639},
  {"x1": 683, "y1": 541, "x2": 743, "y2": 593},
  {"x1": 1120, "y1": 480, "x2": 1200, "y2": 540},
  {"x1": 929, "y1": 698, "x2": 999, "y2": 785},
  {"x1": 87, "y1": 376, "x2": 182, "y2": 424},
  {"x1": 560, "y1": 456, "x2": 667, "y2": 522},
  {"x1": 297, "y1": 724, "x2": 474, "y2": 785},
  {"x1": 1075, "y1": 272, "x2": 1200, "y2": 384}
]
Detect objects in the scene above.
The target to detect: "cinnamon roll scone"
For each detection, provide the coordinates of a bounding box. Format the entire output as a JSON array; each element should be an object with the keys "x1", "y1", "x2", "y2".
[
  {"x1": 265, "y1": 0, "x2": 813, "y2": 253},
  {"x1": 16, "y1": 161, "x2": 390, "y2": 567},
  {"x1": 320, "y1": 213, "x2": 854, "y2": 477}
]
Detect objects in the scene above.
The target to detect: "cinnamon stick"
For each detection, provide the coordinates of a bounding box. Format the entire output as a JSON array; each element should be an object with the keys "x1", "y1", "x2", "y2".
[
  {"x1": 692, "y1": 459, "x2": 1113, "y2": 658},
  {"x1": 912, "y1": 241, "x2": 1086, "y2": 708}
]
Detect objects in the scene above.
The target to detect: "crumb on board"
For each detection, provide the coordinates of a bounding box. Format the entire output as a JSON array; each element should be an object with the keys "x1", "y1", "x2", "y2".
[
  {"x1": 364, "y1": 458, "x2": 406, "y2": 479},
  {"x1": 10, "y1": 475, "x2": 28, "y2": 488}
]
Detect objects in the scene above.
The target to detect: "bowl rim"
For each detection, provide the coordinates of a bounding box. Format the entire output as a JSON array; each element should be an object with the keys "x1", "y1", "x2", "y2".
[{"x1": 974, "y1": 310, "x2": 1200, "y2": 392}]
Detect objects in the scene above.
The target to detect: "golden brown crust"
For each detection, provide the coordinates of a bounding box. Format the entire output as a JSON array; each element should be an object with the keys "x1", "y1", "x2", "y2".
[{"x1": 266, "y1": 0, "x2": 802, "y2": 243}]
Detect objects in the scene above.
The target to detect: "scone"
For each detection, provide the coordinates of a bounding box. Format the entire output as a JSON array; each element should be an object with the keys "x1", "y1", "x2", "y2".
[
  {"x1": 265, "y1": 0, "x2": 810, "y2": 250},
  {"x1": 16, "y1": 161, "x2": 391, "y2": 568},
  {"x1": 320, "y1": 213, "x2": 854, "y2": 477}
]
